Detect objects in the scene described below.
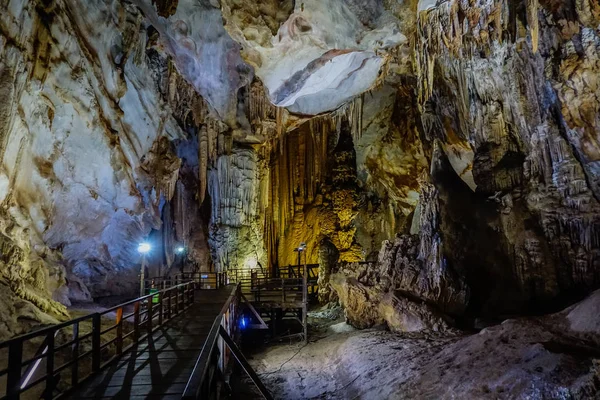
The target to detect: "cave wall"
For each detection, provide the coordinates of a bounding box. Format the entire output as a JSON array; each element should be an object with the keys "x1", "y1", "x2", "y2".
[
  {"x1": 0, "y1": 0, "x2": 215, "y2": 338},
  {"x1": 415, "y1": 0, "x2": 600, "y2": 315}
]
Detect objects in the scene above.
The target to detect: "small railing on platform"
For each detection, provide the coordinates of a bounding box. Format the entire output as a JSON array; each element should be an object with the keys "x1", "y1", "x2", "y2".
[
  {"x1": 144, "y1": 271, "x2": 228, "y2": 294},
  {"x1": 175, "y1": 272, "x2": 228, "y2": 290},
  {"x1": 248, "y1": 278, "x2": 304, "y2": 304},
  {"x1": 277, "y1": 264, "x2": 319, "y2": 279},
  {"x1": 227, "y1": 265, "x2": 319, "y2": 299},
  {"x1": 0, "y1": 282, "x2": 195, "y2": 400}
]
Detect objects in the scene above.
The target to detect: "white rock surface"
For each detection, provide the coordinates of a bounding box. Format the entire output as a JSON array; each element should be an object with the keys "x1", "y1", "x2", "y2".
[
  {"x1": 0, "y1": 0, "x2": 184, "y2": 309},
  {"x1": 251, "y1": 291, "x2": 600, "y2": 399},
  {"x1": 222, "y1": 0, "x2": 408, "y2": 115},
  {"x1": 133, "y1": 0, "x2": 251, "y2": 124}
]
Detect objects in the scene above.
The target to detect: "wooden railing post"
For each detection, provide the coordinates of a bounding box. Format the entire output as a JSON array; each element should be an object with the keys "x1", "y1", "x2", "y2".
[
  {"x1": 115, "y1": 308, "x2": 123, "y2": 355},
  {"x1": 71, "y1": 322, "x2": 79, "y2": 386},
  {"x1": 158, "y1": 293, "x2": 163, "y2": 327},
  {"x1": 303, "y1": 262, "x2": 308, "y2": 344},
  {"x1": 166, "y1": 289, "x2": 172, "y2": 320},
  {"x1": 92, "y1": 314, "x2": 101, "y2": 372},
  {"x1": 7, "y1": 340, "x2": 23, "y2": 400},
  {"x1": 133, "y1": 302, "x2": 141, "y2": 341},
  {"x1": 44, "y1": 331, "x2": 55, "y2": 400},
  {"x1": 147, "y1": 299, "x2": 153, "y2": 334}
]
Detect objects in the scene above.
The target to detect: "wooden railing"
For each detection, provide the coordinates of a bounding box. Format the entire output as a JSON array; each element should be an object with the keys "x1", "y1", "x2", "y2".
[
  {"x1": 277, "y1": 264, "x2": 319, "y2": 279},
  {"x1": 175, "y1": 272, "x2": 228, "y2": 290},
  {"x1": 0, "y1": 282, "x2": 195, "y2": 400},
  {"x1": 227, "y1": 265, "x2": 318, "y2": 300},
  {"x1": 144, "y1": 271, "x2": 228, "y2": 293},
  {"x1": 182, "y1": 284, "x2": 240, "y2": 399},
  {"x1": 182, "y1": 284, "x2": 272, "y2": 400}
]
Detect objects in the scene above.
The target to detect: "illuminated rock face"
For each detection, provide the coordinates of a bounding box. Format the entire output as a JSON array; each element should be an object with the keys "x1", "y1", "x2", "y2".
[
  {"x1": 412, "y1": 0, "x2": 600, "y2": 316},
  {"x1": 0, "y1": 0, "x2": 188, "y2": 338},
  {"x1": 221, "y1": 0, "x2": 407, "y2": 115},
  {"x1": 132, "y1": 0, "x2": 252, "y2": 125}
]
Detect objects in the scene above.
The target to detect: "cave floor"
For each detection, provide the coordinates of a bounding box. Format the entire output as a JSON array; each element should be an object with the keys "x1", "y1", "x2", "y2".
[{"x1": 242, "y1": 300, "x2": 600, "y2": 400}]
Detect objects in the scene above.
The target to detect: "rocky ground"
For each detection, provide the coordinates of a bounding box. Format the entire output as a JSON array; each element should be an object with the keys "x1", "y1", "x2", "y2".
[{"x1": 245, "y1": 292, "x2": 600, "y2": 399}]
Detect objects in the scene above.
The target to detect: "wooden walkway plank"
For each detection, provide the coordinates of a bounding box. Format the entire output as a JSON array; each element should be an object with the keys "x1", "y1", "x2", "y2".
[{"x1": 66, "y1": 287, "x2": 234, "y2": 400}]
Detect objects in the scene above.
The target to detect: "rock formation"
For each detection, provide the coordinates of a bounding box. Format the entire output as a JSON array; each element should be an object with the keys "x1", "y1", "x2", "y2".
[{"x1": 413, "y1": 0, "x2": 600, "y2": 316}]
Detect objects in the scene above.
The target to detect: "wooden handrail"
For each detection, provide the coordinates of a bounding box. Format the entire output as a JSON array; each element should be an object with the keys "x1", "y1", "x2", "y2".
[
  {"x1": 145, "y1": 271, "x2": 228, "y2": 292},
  {"x1": 0, "y1": 282, "x2": 196, "y2": 400},
  {"x1": 182, "y1": 284, "x2": 240, "y2": 399}
]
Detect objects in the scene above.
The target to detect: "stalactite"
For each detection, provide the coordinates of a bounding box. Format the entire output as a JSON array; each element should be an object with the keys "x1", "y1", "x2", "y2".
[
  {"x1": 262, "y1": 110, "x2": 345, "y2": 269},
  {"x1": 175, "y1": 180, "x2": 188, "y2": 246},
  {"x1": 163, "y1": 200, "x2": 174, "y2": 269},
  {"x1": 207, "y1": 118, "x2": 218, "y2": 167},
  {"x1": 249, "y1": 80, "x2": 278, "y2": 123},
  {"x1": 199, "y1": 125, "x2": 208, "y2": 204},
  {"x1": 191, "y1": 96, "x2": 207, "y2": 126},
  {"x1": 276, "y1": 106, "x2": 284, "y2": 153},
  {"x1": 336, "y1": 95, "x2": 365, "y2": 143},
  {"x1": 415, "y1": 0, "x2": 522, "y2": 108},
  {"x1": 527, "y1": 0, "x2": 539, "y2": 53}
]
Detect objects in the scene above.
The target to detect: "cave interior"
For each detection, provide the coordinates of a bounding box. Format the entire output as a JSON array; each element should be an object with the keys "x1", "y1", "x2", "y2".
[{"x1": 1, "y1": 0, "x2": 600, "y2": 398}]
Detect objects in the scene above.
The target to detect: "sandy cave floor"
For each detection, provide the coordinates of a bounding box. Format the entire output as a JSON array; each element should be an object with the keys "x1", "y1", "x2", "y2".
[{"x1": 240, "y1": 297, "x2": 600, "y2": 400}]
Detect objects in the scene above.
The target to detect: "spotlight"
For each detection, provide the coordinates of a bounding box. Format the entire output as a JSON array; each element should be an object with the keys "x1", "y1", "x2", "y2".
[
  {"x1": 176, "y1": 246, "x2": 185, "y2": 254},
  {"x1": 138, "y1": 242, "x2": 151, "y2": 254}
]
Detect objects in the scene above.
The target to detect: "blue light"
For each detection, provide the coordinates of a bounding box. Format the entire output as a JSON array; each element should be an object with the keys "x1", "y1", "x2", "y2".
[
  {"x1": 138, "y1": 242, "x2": 151, "y2": 254},
  {"x1": 240, "y1": 317, "x2": 247, "y2": 329}
]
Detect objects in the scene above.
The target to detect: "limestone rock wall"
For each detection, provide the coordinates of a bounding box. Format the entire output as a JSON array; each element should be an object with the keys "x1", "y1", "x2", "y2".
[
  {"x1": 0, "y1": 0, "x2": 200, "y2": 338},
  {"x1": 414, "y1": 0, "x2": 600, "y2": 315},
  {"x1": 220, "y1": 0, "x2": 406, "y2": 115}
]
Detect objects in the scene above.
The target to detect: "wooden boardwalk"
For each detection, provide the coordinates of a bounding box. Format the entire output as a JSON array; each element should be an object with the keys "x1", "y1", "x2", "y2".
[{"x1": 67, "y1": 287, "x2": 234, "y2": 399}]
